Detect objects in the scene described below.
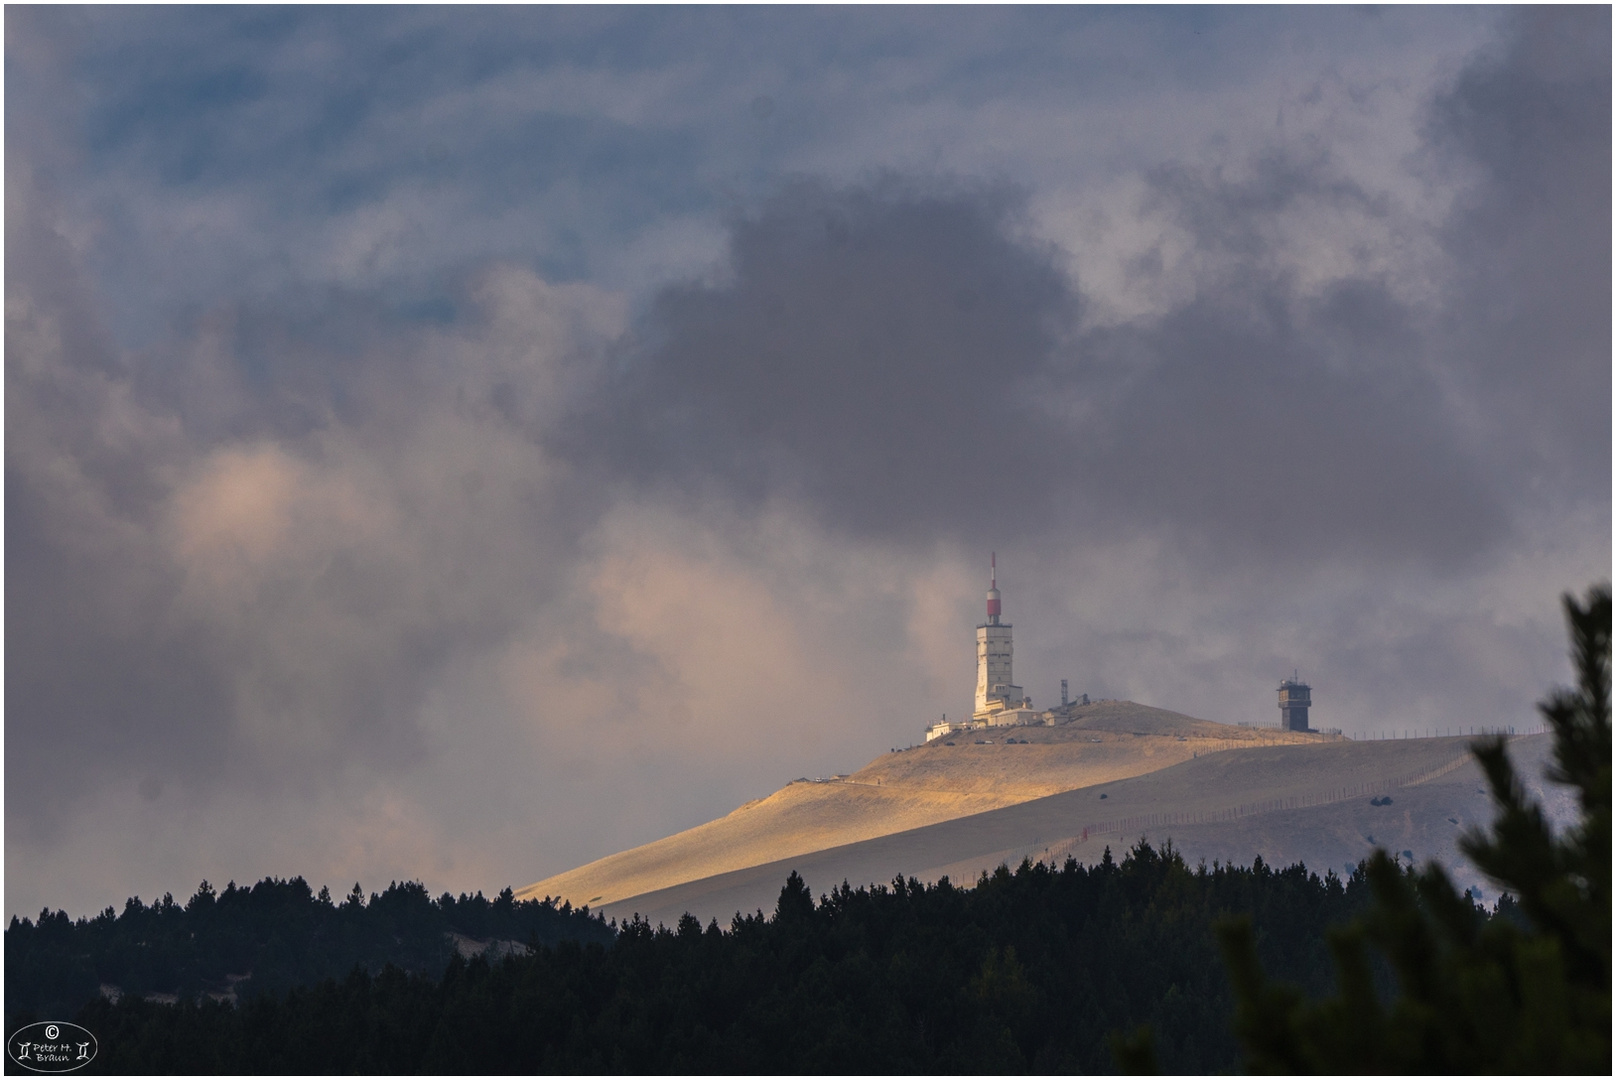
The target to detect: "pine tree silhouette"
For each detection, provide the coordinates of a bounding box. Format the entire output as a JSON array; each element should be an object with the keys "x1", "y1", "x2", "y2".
[{"x1": 1215, "y1": 584, "x2": 1611, "y2": 1073}]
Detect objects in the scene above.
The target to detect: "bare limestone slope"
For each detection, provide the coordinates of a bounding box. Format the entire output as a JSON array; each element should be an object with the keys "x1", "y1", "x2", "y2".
[
  {"x1": 597, "y1": 734, "x2": 1567, "y2": 928},
  {"x1": 517, "y1": 701, "x2": 1328, "y2": 908}
]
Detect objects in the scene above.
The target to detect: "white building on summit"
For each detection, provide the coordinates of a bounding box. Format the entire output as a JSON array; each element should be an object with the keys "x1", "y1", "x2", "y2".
[
  {"x1": 973, "y1": 552, "x2": 1034, "y2": 724},
  {"x1": 926, "y1": 554, "x2": 1044, "y2": 742}
]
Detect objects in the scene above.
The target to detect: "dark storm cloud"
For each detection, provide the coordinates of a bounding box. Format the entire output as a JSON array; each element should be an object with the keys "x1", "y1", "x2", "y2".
[
  {"x1": 1424, "y1": 6, "x2": 1611, "y2": 500},
  {"x1": 1062, "y1": 134, "x2": 1517, "y2": 568},
  {"x1": 592, "y1": 7, "x2": 1607, "y2": 567},
  {"x1": 1073, "y1": 279, "x2": 1506, "y2": 569},
  {"x1": 587, "y1": 178, "x2": 1075, "y2": 539},
  {"x1": 594, "y1": 135, "x2": 1533, "y2": 567}
]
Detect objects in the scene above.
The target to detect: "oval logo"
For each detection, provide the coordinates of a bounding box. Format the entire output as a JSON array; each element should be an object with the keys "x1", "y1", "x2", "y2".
[{"x1": 7, "y1": 1022, "x2": 97, "y2": 1073}]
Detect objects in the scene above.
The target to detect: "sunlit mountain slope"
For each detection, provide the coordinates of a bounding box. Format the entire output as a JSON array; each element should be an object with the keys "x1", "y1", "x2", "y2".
[
  {"x1": 517, "y1": 701, "x2": 1328, "y2": 909},
  {"x1": 596, "y1": 733, "x2": 1564, "y2": 928}
]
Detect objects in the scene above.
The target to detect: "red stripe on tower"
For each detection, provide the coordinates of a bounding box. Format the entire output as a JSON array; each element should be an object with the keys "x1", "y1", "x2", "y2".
[{"x1": 986, "y1": 552, "x2": 1001, "y2": 621}]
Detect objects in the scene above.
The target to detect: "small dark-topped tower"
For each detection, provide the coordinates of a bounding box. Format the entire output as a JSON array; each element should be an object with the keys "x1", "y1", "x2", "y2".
[{"x1": 1278, "y1": 673, "x2": 1312, "y2": 732}]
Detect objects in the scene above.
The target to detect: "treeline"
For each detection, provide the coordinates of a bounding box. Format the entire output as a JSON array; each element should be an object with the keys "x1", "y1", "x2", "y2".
[
  {"x1": 6, "y1": 877, "x2": 613, "y2": 1023},
  {"x1": 64, "y1": 844, "x2": 1440, "y2": 1073}
]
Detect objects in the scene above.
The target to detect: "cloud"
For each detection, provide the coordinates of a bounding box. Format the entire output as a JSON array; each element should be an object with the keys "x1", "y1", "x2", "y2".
[
  {"x1": 1422, "y1": 7, "x2": 1611, "y2": 500},
  {"x1": 586, "y1": 176, "x2": 1076, "y2": 542},
  {"x1": 591, "y1": 152, "x2": 1509, "y2": 569},
  {"x1": 9, "y1": 8, "x2": 1497, "y2": 345},
  {"x1": 1064, "y1": 239, "x2": 1507, "y2": 569},
  {"x1": 595, "y1": 7, "x2": 1607, "y2": 576},
  {"x1": 5, "y1": 197, "x2": 629, "y2": 830}
]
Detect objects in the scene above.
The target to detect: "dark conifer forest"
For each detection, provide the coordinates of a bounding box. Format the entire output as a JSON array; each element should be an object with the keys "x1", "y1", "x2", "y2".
[
  {"x1": 16, "y1": 845, "x2": 1419, "y2": 1073},
  {"x1": 6, "y1": 878, "x2": 613, "y2": 1029}
]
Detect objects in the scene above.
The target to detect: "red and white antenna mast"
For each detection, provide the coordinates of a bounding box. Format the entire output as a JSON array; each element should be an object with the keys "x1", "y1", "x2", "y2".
[{"x1": 986, "y1": 552, "x2": 1001, "y2": 624}]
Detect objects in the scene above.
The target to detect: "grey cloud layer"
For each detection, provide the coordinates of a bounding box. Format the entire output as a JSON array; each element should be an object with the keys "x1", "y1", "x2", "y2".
[
  {"x1": 1426, "y1": 9, "x2": 1611, "y2": 494},
  {"x1": 598, "y1": 40, "x2": 1603, "y2": 567},
  {"x1": 7, "y1": 154, "x2": 627, "y2": 837},
  {"x1": 6, "y1": 7, "x2": 1497, "y2": 340},
  {"x1": 587, "y1": 179, "x2": 1074, "y2": 540}
]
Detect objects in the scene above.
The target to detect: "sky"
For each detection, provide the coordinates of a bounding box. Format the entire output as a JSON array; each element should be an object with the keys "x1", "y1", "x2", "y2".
[{"x1": 6, "y1": 6, "x2": 1610, "y2": 921}]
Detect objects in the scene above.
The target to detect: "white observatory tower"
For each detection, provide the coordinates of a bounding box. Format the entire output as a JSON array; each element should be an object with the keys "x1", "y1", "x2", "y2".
[{"x1": 973, "y1": 553, "x2": 1024, "y2": 721}]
